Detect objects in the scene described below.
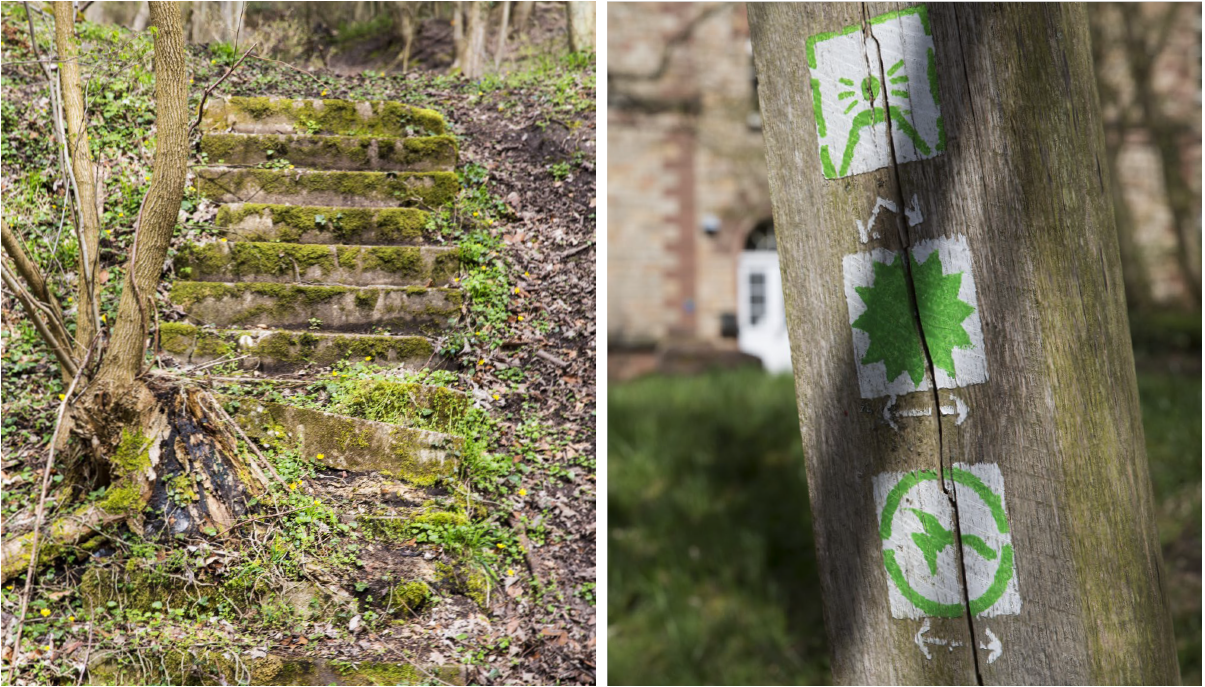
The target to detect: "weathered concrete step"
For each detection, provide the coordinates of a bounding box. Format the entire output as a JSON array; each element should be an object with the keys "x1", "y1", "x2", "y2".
[
  {"x1": 232, "y1": 400, "x2": 460, "y2": 486},
  {"x1": 89, "y1": 649, "x2": 464, "y2": 685},
  {"x1": 178, "y1": 241, "x2": 460, "y2": 287},
  {"x1": 215, "y1": 203, "x2": 433, "y2": 245},
  {"x1": 159, "y1": 324, "x2": 435, "y2": 373},
  {"x1": 169, "y1": 282, "x2": 461, "y2": 334},
  {"x1": 196, "y1": 168, "x2": 458, "y2": 207},
  {"x1": 330, "y1": 377, "x2": 470, "y2": 433},
  {"x1": 201, "y1": 133, "x2": 458, "y2": 171},
  {"x1": 201, "y1": 96, "x2": 446, "y2": 137}
]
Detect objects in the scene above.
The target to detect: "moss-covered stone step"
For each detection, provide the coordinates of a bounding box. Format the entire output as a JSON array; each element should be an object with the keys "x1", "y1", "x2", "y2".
[
  {"x1": 216, "y1": 204, "x2": 432, "y2": 245},
  {"x1": 201, "y1": 133, "x2": 458, "y2": 171},
  {"x1": 329, "y1": 378, "x2": 470, "y2": 433},
  {"x1": 169, "y1": 282, "x2": 462, "y2": 333},
  {"x1": 231, "y1": 400, "x2": 460, "y2": 486},
  {"x1": 196, "y1": 167, "x2": 458, "y2": 207},
  {"x1": 159, "y1": 324, "x2": 436, "y2": 373},
  {"x1": 201, "y1": 96, "x2": 447, "y2": 137},
  {"x1": 178, "y1": 241, "x2": 460, "y2": 287},
  {"x1": 88, "y1": 651, "x2": 463, "y2": 686}
]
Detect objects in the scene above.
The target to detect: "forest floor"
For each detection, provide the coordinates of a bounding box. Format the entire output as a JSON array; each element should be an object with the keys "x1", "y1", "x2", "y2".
[{"x1": 1, "y1": 5, "x2": 595, "y2": 685}]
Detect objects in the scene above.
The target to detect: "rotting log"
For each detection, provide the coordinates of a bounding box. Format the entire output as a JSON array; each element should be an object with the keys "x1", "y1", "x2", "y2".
[{"x1": 748, "y1": 3, "x2": 1178, "y2": 684}]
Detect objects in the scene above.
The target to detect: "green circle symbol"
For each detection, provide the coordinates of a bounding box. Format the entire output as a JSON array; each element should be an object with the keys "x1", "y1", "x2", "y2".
[{"x1": 879, "y1": 467, "x2": 1014, "y2": 617}]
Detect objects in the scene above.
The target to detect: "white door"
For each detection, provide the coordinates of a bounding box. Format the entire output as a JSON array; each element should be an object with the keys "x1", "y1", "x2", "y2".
[{"x1": 737, "y1": 250, "x2": 792, "y2": 373}]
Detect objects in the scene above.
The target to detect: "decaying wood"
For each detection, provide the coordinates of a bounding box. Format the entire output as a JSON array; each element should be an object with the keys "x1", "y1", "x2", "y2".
[{"x1": 749, "y1": 3, "x2": 1178, "y2": 684}]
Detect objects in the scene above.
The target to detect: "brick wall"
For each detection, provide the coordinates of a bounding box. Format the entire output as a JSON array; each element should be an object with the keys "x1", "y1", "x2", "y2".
[{"x1": 608, "y1": 2, "x2": 774, "y2": 346}]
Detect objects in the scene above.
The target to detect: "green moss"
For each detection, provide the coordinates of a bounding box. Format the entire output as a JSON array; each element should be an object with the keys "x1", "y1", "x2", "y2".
[
  {"x1": 167, "y1": 474, "x2": 199, "y2": 506},
  {"x1": 193, "y1": 333, "x2": 234, "y2": 357},
  {"x1": 113, "y1": 429, "x2": 151, "y2": 475},
  {"x1": 195, "y1": 169, "x2": 459, "y2": 207},
  {"x1": 216, "y1": 203, "x2": 430, "y2": 244},
  {"x1": 159, "y1": 322, "x2": 197, "y2": 355},
  {"x1": 400, "y1": 135, "x2": 458, "y2": 165},
  {"x1": 465, "y1": 569, "x2": 489, "y2": 609},
  {"x1": 220, "y1": 96, "x2": 447, "y2": 137},
  {"x1": 355, "y1": 290, "x2": 378, "y2": 310},
  {"x1": 431, "y1": 248, "x2": 461, "y2": 283},
  {"x1": 225, "y1": 242, "x2": 336, "y2": 276},
  {"x1": 336, "y1": 379, "x2": 468, "y2": 431},
  {"x1": 337, "y1": 246, "x2": 360, "y2": 269},
  {"x1": 363, "y1": 247, "x2": 422, "y2": 276},
  {"x1": 389, "y1": 581, "x2": 432, "y2": 615},
  {"x1": 97, "y1": 482, "x2": 143, "y2": 515}
]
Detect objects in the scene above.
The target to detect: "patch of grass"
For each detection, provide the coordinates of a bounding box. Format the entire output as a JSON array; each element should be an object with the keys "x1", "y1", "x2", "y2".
[{"x1": 608, "y1": 369, "x2": 830, "y2": 685}]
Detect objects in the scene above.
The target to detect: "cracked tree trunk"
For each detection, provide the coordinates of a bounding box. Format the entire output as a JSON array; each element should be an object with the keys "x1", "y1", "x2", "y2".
[{"x1": 749, "y1": 3, "x2": 1178, "y2": 684}]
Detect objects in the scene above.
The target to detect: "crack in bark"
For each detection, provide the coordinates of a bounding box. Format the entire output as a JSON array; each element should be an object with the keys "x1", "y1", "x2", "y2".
[{"x1": 863, "y1": 5, "x2": 984, "y2": 683}]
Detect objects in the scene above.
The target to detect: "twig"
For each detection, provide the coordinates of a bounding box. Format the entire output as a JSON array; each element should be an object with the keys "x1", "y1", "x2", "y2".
[
  {"x1": 534, "y1": 349, "x2": 568, "y2": 368},
  {"x1": 9, "y1": 339, "x2": 96, "y2": 676},
  {"x1": 75, "y1": 600, "x2": 94, "y2": 687},
  {"x1": 214, "y1": 506, "x2": 309, "y2": 538},
  {"x1": 200, "y1": 392, "x2": 287, "y2": 490},
  {"x1": 188, "y1": 42, "x2": 259, "y2": 138},
  {"x1": 247, "y1": 53, "x2": 325, "y2": 85}
]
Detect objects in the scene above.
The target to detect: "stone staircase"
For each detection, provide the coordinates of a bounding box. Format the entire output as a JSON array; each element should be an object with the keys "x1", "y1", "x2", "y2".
[{"x1": 162, "y1": 95, "x2": 469, "y2": 484}]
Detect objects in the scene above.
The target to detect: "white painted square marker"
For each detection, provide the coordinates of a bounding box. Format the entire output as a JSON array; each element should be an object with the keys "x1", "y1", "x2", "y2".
[
  {"x1": 806, "y1": 5, "x2": 945, "y2": 179},
  {"x1": 874, "y1": 462, "x2": 1021, "y2": 620},
  {"x1": 842, "y1": 235, "x2": 987, "y2": 399}
]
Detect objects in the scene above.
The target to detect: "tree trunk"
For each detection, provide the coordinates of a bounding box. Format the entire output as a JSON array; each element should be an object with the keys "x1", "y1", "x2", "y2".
[
  {"x1": 454, "y1": 1, "x2": 488, "y2": 79},
  {"x1": 512, "y1": 1, "x2": 533, "y2": 34},
  {"x1": 188, "y1": 0, "x2": 245, "y2": 44},
  {"x1": 96, "y1": 0, "x2": 189, "y2": 388},
  {"x1": 564, "y1": 1, "x2": 594, "y2": 53},
  {"x1": 494, "y1": 1, "x2": 511, "y2": 69},
  {"x1": 748, "y1": 4, "x2": 1178, "y2": 685},
  {"x1": 51, "y1": 1, "x2": 102, "y2": 357}
]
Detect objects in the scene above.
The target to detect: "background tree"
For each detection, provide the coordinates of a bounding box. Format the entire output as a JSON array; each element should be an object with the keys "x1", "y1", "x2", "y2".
[{"x1": 748, "y1": 4, "x2": 1178, "y2": 683}]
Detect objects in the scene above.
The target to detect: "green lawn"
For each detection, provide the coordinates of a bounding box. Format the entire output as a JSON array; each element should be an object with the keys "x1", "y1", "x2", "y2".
[{"x1": 608, "y1": 364, "x2": 1200, "y2": 685}]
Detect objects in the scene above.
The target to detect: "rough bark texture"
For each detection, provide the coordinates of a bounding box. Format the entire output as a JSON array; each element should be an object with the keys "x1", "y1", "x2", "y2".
[
  {"x1": 51, "y1": 1, "x2": 102, "y2": 356},
  {"x1": 748, "y1": 3, "x2": 1178, "y2": 685},
  {"x1": 97, "y1": 1, "x2": 189, "y2": 386},
  {"x1": 565, "y1": 1, "x2": 595, "y2": 53}
]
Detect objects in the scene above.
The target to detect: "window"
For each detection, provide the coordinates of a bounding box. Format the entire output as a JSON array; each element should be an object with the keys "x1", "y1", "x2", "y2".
[{"x1": 749, "y1": 272, "x2": 766, "y2": 325}]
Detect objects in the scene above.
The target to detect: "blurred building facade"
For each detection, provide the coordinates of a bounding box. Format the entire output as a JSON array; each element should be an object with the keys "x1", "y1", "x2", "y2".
[{"x1": 608, "y1": 2, "x2": 790, "y2": 375}]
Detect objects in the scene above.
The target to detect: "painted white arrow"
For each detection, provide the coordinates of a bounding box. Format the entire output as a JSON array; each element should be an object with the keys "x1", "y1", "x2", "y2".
[
  {"x1": 855, "y1": 197, "x2": 899, "y2": 243},
  {"x1": 939, "y1": 393, "x2": 969, "y2": 426},
  {"x1": 980, "y1": 628, "x2": 1003, "y2": 664},
  {"x1": 883, "y1": 395, "x2": 936, "y2": 431},
  {"x1": 904, "y1": 193, "x2": 924, "y2": 227},
  {"x1": 914, "y1": 618, "x2": 964, "y2": 660}
]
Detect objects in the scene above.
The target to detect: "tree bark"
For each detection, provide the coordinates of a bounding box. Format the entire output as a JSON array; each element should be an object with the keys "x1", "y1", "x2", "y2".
[
  {"x1": 494, "y1": 1, "x2": 511, "y2": 69},
  {"x1": 455, "y1": 1, "x2": 488, "y2": 79},
  {"x1": 51, "y1": 1, "x2": 102, "y2": 357},
  {"x1": 749, "y1": 3, "x2": 1178, "y2": 684},
  {"x1": 564, "y1": 1, "x2": 594, "y2": 54},
  {"x1": 512, "y1": 1, "x2": 534, "y2": 34},
  {"x1": 96, "y1": 0, "x2": 189, "y2": 387}
]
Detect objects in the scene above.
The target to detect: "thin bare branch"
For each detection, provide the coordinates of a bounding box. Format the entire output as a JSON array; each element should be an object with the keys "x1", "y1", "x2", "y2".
[
  {"x1": 188, "y1": 42, "x2": 259, "y2": 139},
  {"x1": 1, "y1": 263, "x2": 79, "y2": 377}
]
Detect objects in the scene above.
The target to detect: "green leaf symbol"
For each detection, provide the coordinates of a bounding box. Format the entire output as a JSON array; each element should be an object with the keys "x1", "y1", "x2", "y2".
[
  {"x1": 852, "y1": 256, "x2": 926, "y2": 385},
  {"x1": 911, "y1": 251, "x2": 976, "y2": 379}
]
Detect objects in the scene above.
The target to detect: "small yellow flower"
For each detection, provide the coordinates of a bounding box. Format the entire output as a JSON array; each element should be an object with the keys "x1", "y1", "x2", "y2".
[
  {"x1": 5, "y1": 585, "x2": 12, "y2": 590},
  {"x1": 118, "y1": 212, "x2": 124, "y2": 217},
  {"x1": 518, "y1": 488, "x2": 527, "y2": 497},
  {"x1": 472, "y1": 212, "x2": 479, "y2": 217},
  {"x1": 189, "y1": 79, "x2": 194, "y2": 84},
  {"x1": 364, "y1": 356, "x2": 372, "y2": 361},
  {"x1": 496, "y1": 543, "x2": 505, "y2": 549},
  {"x1": 42, "y1": 645, "x2": 50, "y2": 651},
  {"x1": 514, "y1": 287, "x2": 520, "y2": 294},
  {"x1": 58, "y1": 394, "x2": 65, "y2": 401},
  {"x1": 453, "y1": 277, "x2": 460, "y2": 283},
  {"x1": 40, "y1": 608, "x2": 50, "y2": 617},
  {"x1": 144, "y1": 176, "x2": 150, "y2": 181},
  {"x1": 331, "y1": 371, "x2": 339, "y2": 377},
  {"x1": 219, "y1": 238, "x2": 227, "y2": 242},
  {"x1": 524, "y1": 272, "x2": 530, "y2": 277},
  {"x1": 287, "y1": 164, "x2": 295, "y2": 169},
  {"x1": 100, "y1": 314, "x2": 107, "y2": 323},
  {"x1": 316, "y1": 454, "x2": 325, "y2": 460},
  {"x1": 68, "y1": 616, "x2": 75, "y2": 623},
  {"x1": 67, "y1": 297, "x2": 73, "y2": 302},
  {"x1": 506, "y1": 568, "x2": 515, "y2": 576},
  {"x1": 289, "y1": 482, "x2": 297, "y2": 490},
  {"x1": 492, "y1": 394, "x2": 500, "y2": 400},
  {"x1": 321, "y1": 90, "x2": 328, "y2": 96},
  {"x1": 478, "y1": 359, "x2": 484, "y2": 365},
  {"x1": 210, "y1": 59, "x2": 216, "y2": 65},
  {"x1": 517, "y1": 316, "x2": 524, "y2": 322}
]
